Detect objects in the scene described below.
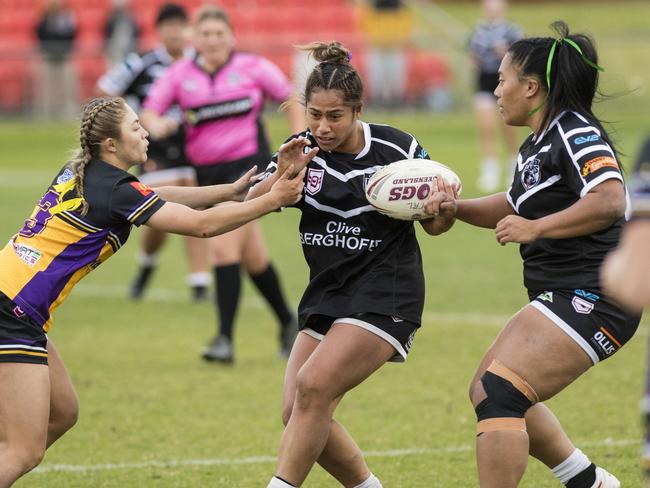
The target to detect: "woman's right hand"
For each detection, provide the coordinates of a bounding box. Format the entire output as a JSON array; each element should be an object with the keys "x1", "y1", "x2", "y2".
[
  {"x1": 277, "y1": 136, "x2": 319, "y2": 177},
  {"x1": 270, "y1": 165, "x2": 306, "y2": 207}
]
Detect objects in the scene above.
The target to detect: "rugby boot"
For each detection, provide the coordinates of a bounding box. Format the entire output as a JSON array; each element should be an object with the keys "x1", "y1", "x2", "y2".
[
  {"x1": 202, "y1": 335, "x2": 234, "y2": 364},
  {"x1": 129, "y1": 265, "x2": 155, "y2": 300},
  {"x1": 591, "y1": 467, "x2": 620, "y2": 488}
]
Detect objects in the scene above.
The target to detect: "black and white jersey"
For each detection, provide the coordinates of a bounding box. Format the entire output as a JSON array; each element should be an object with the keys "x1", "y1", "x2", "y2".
[
  {"x1": 97, "y1": 45, "x2": 191, "y2": 122},
  {"x1": 468, "y1": 20, "x2": 522, "y2": 74},
  {"x1": 507, "y1": 111, "x2": 626, "y2": 295},
  {"x1": 263, "y1": 122, "x2": 431, "y2": 326}
]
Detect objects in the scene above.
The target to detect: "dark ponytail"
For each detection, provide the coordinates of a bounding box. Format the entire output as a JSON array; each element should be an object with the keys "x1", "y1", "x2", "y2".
[{"x1": 508, "y1": 21, "x2": 613, "y2": 151}]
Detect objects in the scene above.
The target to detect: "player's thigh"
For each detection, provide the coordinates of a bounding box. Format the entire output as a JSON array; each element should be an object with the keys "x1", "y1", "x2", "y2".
[
  {"x1": 46, "y1": 341, "x2": 78, "y2": 427},
  {"x1": 241, "y1": 222, "x2": 270, "y2": 274},
  {"x1": 296, "y1": 323, "x2": 395, "y2": 402},
  {"x1": 0, "y1": 363, "x2": 50, "y2": 447},
  {"x1": 470, "y1": 304, "x2": 593, "y2": 404}
]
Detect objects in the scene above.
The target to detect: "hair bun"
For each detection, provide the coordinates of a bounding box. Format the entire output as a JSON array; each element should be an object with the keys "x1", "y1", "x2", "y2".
[{"x1": 311, "y1": 41, "x2": 350, "y2": 64}]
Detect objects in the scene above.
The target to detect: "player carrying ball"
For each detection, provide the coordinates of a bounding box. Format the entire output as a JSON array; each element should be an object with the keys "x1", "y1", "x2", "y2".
[
  {"x1": 249, "y1": 41, "x2": 456, "y2": 488},
  {"x1": 453, "y1": 21, "x2": 639, "y2": 488}
]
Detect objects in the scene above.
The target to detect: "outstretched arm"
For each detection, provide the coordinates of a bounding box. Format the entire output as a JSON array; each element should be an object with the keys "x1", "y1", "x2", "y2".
[
  {"x1": 455, "y1": 192, "x2": 514, "y2": 229},
  {"x1": 153, "y1": 167, "x2": 258, "y2": 208},
  {"x1": 146, "y1": 166, "x2": 305, "y2": 237},
  {"x1": 247, "y1": 136, "x2": 318, "y2": 200}
]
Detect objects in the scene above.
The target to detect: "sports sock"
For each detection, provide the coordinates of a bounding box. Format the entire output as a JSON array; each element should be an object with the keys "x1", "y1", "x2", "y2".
[
  {"x1": 352, "y1": 473, "x2": 383, "y2": 488},
  {"x1": 186, "y1": 271, "x2": 211, "y2": 287},
  {"x1": 552, "y1": 448, "x2": 596, "y2": 487},
  {"x1": 266, "y1": 475, "x2": 296, "y2": 487},
  {"x1": 249, "y1": 263, "x2": 293, "y2": 327},
  {"x1": 137, "y1": 251, "x2": 159, "y2": 268},
  {"x1": 214, "y1": 264, "x2": 241, "y2": 340}
]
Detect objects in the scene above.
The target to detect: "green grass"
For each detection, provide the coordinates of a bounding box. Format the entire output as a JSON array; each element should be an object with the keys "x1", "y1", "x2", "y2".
[{"x1": 1, "y1": 2, "x2": 649, "y2": 486}]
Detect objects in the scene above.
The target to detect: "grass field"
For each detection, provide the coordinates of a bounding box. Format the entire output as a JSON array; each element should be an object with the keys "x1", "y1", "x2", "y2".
[{"x1": 1, "y1": 2, "x2": 649, "y2": 487}]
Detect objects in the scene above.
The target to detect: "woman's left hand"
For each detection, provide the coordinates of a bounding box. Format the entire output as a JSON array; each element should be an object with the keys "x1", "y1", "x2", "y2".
[
  {"x1": 230, "y1": 166, "x2": 259, "y2": 202},
  {"x1": 495, "y1": 215, "x2": 539, "y2": 245},
  {"x1": 424, "y1": 177, "x2": 458, "y2": 218}
]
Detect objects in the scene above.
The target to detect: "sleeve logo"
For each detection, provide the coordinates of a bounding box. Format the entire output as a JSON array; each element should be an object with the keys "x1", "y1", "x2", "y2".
[
  {"x1": 582, "y1": 156, "x2": 618, "y2": 177},
  {"x1": 130, "y1": 182, "x2": 153, "y2": 196}
]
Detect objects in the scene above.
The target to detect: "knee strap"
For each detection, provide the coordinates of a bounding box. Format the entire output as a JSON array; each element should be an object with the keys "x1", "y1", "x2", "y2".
[{"x1": 475, "y1": 360, "x2": 539, "y2": 435}]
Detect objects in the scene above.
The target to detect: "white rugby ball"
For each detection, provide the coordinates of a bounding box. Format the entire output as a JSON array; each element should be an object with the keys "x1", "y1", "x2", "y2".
[{"x1": 365, "y1": 159, "x2": 461, "y2": 221}]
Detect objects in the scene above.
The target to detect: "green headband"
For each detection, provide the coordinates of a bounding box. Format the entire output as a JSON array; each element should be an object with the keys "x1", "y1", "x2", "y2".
[{"x1": 528, "y1": 37, "x2": 605, "y2": 116}]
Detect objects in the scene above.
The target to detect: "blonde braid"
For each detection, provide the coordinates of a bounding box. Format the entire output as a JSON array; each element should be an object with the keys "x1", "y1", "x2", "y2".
[{"x1": 68, "y1": 97, "x2": 123, "y2": 215}]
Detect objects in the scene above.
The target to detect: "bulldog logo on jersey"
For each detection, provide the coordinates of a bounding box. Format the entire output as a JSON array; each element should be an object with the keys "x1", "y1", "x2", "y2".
[
  {"x1": 306, "y1": 168, "x2": 325, "y2": 195},
  {"x1": 521, "y1": 158, "x2": 541, "y2": 190}
]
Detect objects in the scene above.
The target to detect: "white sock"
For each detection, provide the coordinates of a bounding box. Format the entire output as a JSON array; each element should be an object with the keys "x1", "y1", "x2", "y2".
[
  {"x1": 186, "y1": 272, "x2": 211, "y2": 287},
  {"x1": 352, "y1": 473, "x2": 383, "y2": 488},
  {"x1": 267, "y1": 476, "x2": 296, "y2": 488},
  {"x1": 137, "y1": 251, "x2": 159, "y2": 267},
  {"x1": 551, "y1": 448, "x2": 591, "y2": 484}
]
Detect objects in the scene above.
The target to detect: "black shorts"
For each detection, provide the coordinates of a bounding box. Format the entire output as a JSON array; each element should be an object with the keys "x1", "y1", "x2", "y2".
[
  {"x1": 0, "y1": 292, "x2": 48, "y2": 365},
  {"x1": 531, "y1": 289, "x2": 641, "y2": 364},
  {"x1": 302, "y1": 312, "x2": 419, "y2": 363},
  {"x1": 476, "y1": 72, "x2": 499, "y2": 96},
  {"x1": 194, "y1": 154, "x2": 264, "y2": 187}
]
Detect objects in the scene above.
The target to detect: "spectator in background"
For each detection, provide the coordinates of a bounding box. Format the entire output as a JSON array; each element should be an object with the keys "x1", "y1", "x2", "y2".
[
  {"x1": 142, "y1": 5, "x2": 305, "y2": 364},
  {"x1": 97, "y1": 3, "x2": 210, "y2": 302},
  {"x1": 360, "y1": 0, "x2": 413, "y2": 108},
  {"x1": 104, "y1": 0, "x2": 139, "y2": 67},
  {"x1": 468, "y1": 0, "x2": 522, "y2": 192},
  {"x1": 35, "y1": 0, "x2": 78, "y2": 119}
]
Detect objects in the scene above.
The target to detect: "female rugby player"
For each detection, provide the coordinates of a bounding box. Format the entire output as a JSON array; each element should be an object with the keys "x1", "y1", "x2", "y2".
[
  {"x1": 455, "y1": 21, "x2": 638, "y2": 488},
  {"x1": 249, "y1": 42, "x2": 457, "y2": 488},
  {"x1": 0, "y1": 96, "x2": 303, "y2": 487}
]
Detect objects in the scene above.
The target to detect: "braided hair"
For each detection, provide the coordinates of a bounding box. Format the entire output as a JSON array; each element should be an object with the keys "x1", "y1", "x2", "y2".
[
  {"x1": 299, "y1": 41, "x2": 363, "y2": 110},
  {"x1": 66, "y1": 97, "x2": 126, "y2": 215}
]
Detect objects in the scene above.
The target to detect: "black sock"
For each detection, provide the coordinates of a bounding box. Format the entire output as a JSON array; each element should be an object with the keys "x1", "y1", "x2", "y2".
[
  {"x1": 566, "y1": 463, "x2": 596, "y2": 488},
  {"x1": 249, "y1": 263, "x2": 293, "y2": 327},
  {"x1": 214, "y1": 264, "x2": 241, "y2": 340}
]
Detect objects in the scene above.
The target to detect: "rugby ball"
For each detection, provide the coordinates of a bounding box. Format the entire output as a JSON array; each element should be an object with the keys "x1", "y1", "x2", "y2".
[{"x1": 365, "y1": 159, "x2": 461, "y2": 221}]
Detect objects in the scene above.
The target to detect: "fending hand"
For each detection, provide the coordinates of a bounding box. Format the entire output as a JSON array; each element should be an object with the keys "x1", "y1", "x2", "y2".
[{"x1": 277, "y1": 136, "x2": 319, "y2": 177}]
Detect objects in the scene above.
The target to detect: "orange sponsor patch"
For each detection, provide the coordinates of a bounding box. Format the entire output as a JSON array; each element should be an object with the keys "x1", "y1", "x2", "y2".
[
  {"x1": 582, "y1": 156, "x2": 618, "y2": 176},
  {"x1": 130, "y1": 182, "x2": 153, "y2": 196}
]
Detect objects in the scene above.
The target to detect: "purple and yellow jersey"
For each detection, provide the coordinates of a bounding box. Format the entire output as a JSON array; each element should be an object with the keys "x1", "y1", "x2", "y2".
[{"x1": 0, "y1": 159, "x2": 165, "y2": 332}]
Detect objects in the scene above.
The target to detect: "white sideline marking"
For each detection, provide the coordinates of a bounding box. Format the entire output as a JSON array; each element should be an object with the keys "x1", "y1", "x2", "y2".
[
  {"x1": 70, "y1": 283, "x2": 649, "y2": 332},
  {"x1": 31, "y1": 438, "x2": 639, "y2": 474}
]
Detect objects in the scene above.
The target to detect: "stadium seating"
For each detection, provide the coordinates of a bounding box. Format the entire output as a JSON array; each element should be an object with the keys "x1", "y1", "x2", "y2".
[{"x1": 0, "y1": 0, "x2": 450, "y2": 112}]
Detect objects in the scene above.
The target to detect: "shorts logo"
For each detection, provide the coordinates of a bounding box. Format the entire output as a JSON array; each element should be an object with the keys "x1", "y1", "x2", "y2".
[
  {"x1": 582, "y1": 156, "x2": 618, "y2": 177},
  {"x1": 306, "y1": 168, "x2": 325, "y2": 195},
  {"x1": 13, "y1": 306, "x2": 25, "y2": 318},
  {"x1": 538, "y1": 291, "x2": 553, "y2": 303},
  {"x1": 130, "y1": 182, "x2": 153, "y2": 196},
  {"x1": 572, "y1": 296, "x2": 594, "y2": 314},
  {"x1": 405, "y1": 330, "x2": 416, "y2": 352},
  {"x1": 521, "y1": 158, "x2": 541, "y2": 190},
  {"x1": 592, "y1": 327, "x2": 620, "y2": 356},
  {"x1": 574, "y1": 289, "x2": 600, "y2": 302},
  {"x1": 391, "y1": 316, "x2": 404, "y2": 323}
]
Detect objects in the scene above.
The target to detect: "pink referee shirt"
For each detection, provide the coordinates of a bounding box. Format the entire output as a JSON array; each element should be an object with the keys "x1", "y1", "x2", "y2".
[{"x1": 144, "y1": 52, "x2": 293, "y2": 166}]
